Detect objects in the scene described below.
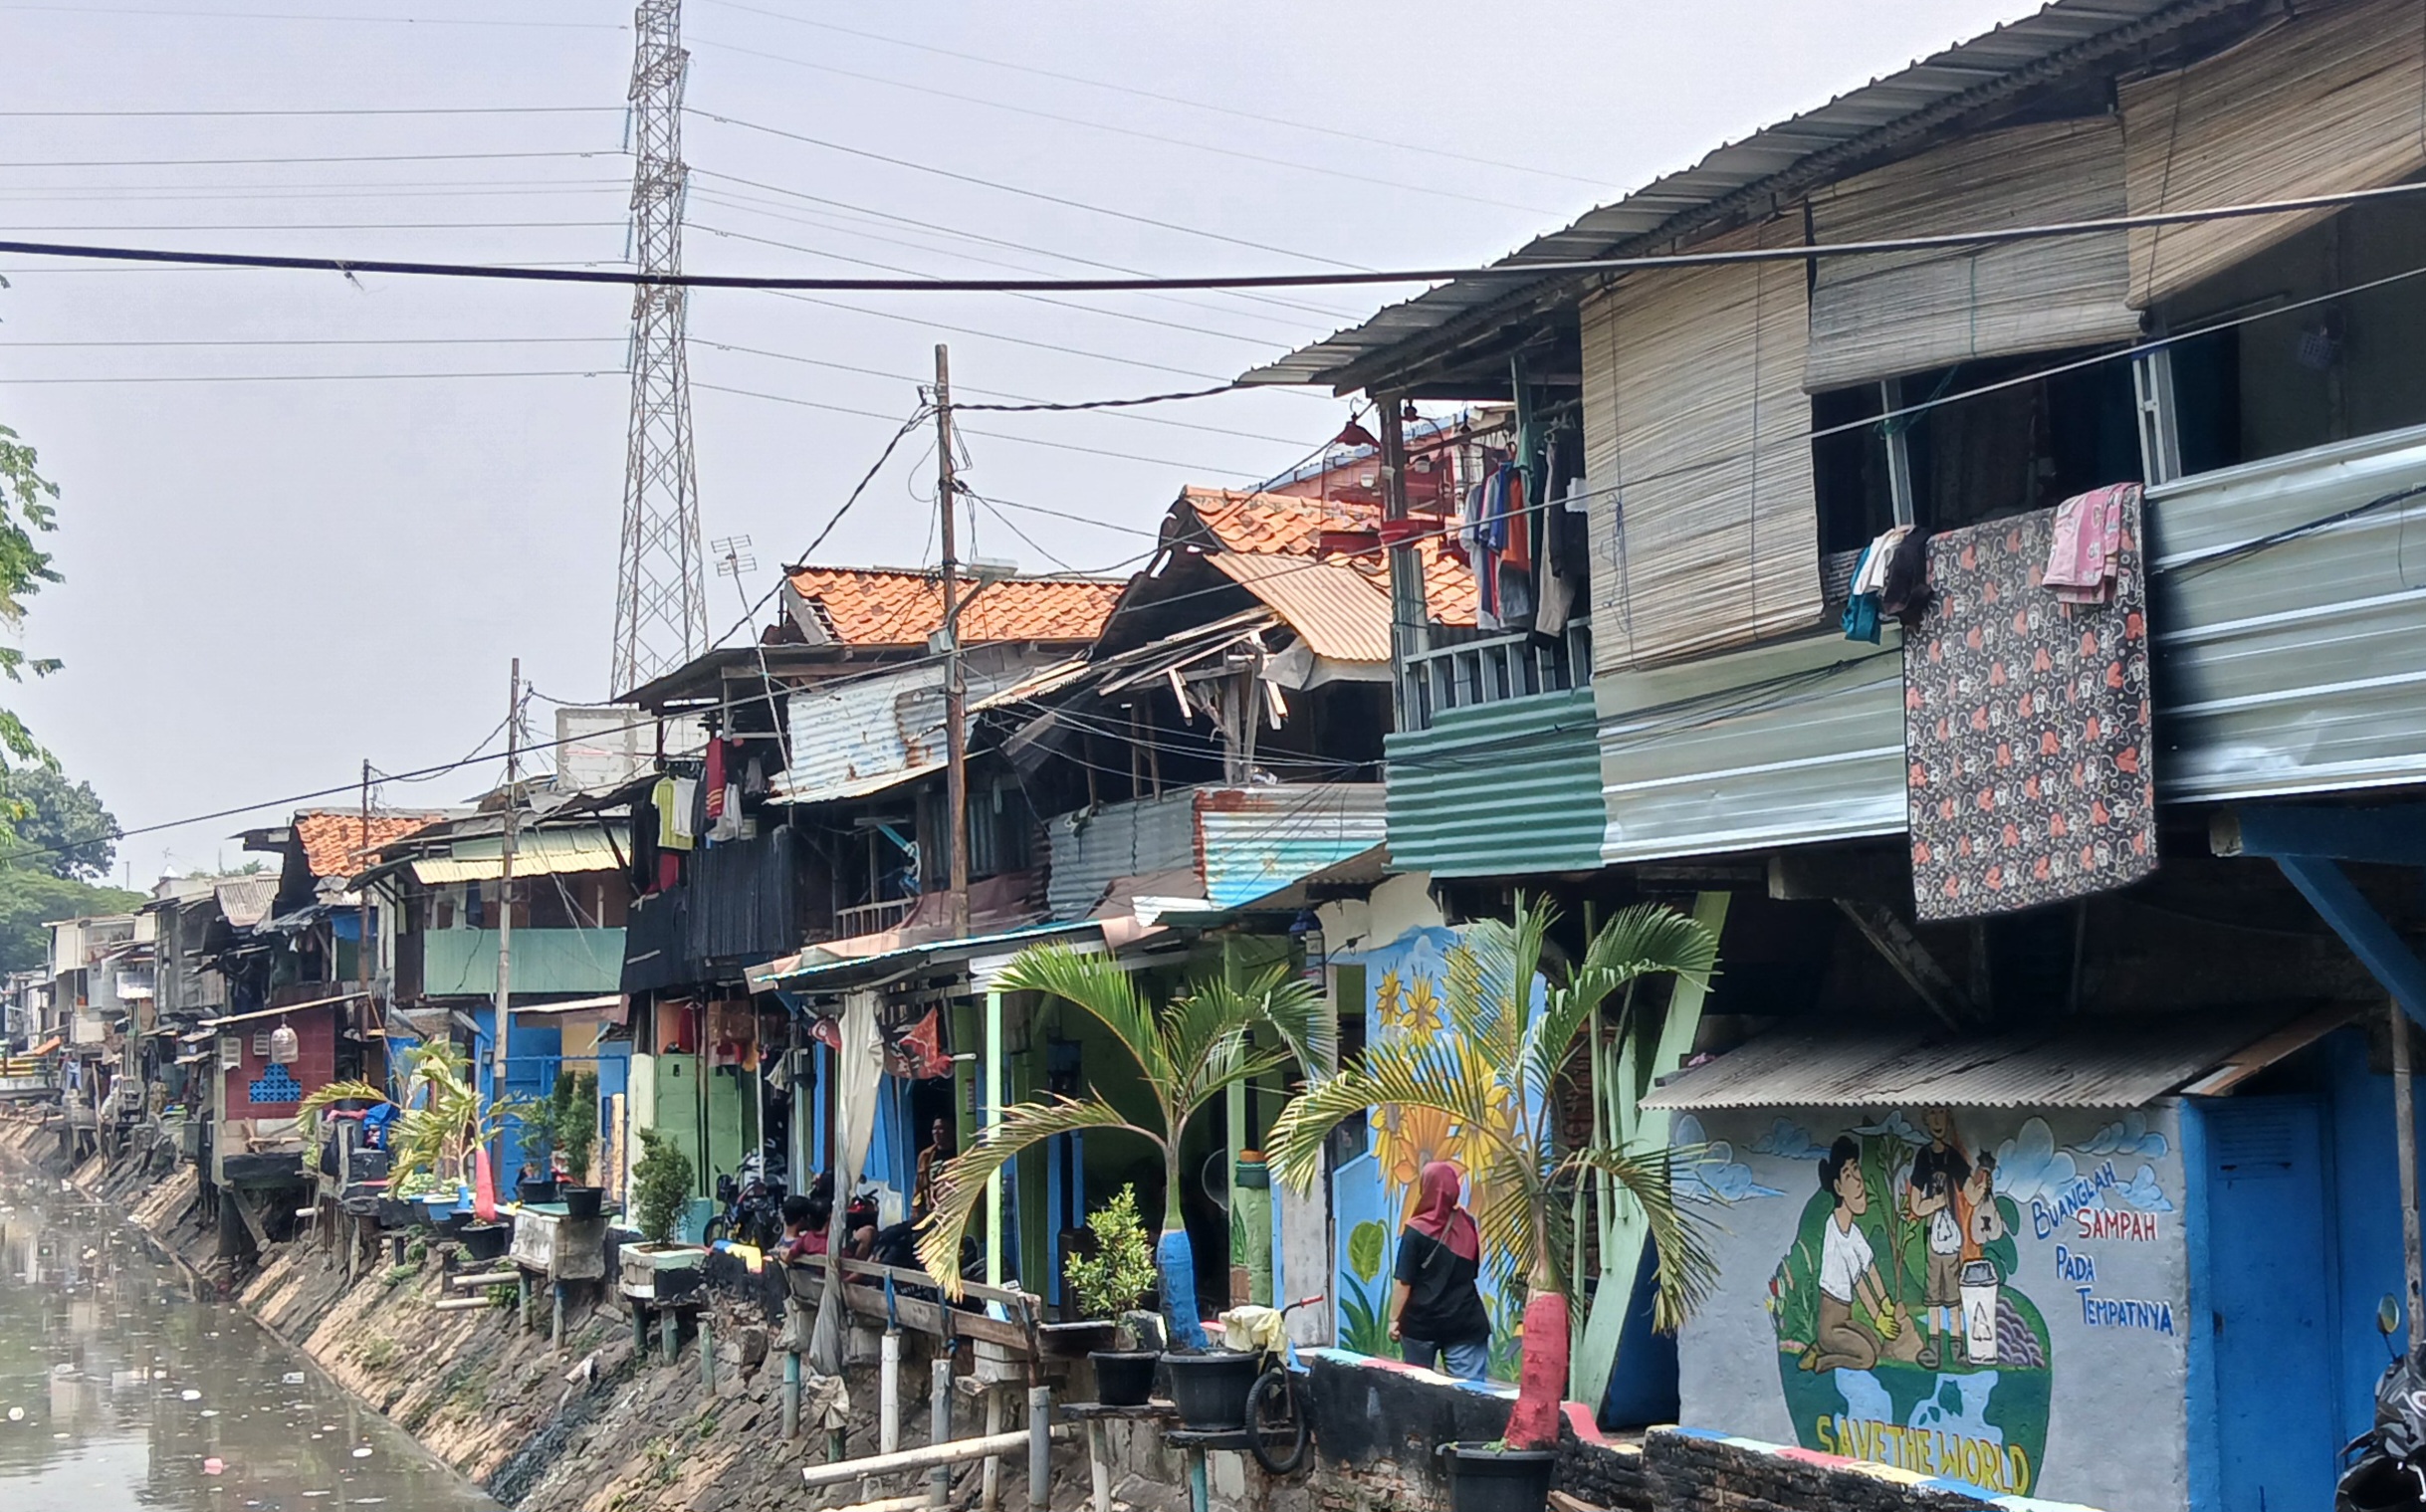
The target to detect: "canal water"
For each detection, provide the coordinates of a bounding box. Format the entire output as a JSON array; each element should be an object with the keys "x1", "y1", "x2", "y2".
[{"x1": 0, "y1": 1164, "x2": 499, "y2": 1512}]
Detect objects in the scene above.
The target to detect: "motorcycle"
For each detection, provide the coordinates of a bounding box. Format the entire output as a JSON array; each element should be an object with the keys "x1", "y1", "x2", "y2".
[
  {"x1": 704, "y1": 1152, "x2": 787, "y2": 1251},
  {"x1": 2339, "y1": 1295, "x2": 2426, "y2": 1512}
]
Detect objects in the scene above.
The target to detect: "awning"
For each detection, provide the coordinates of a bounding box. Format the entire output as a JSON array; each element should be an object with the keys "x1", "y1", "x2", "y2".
[
  {"x1": 747, "y1": 918, "x2": 1152, "y2": 995},
  {"x1": 411, "y1": 829, "x2": 622, "y2": 884},
  {"x1": 783, "y1": 762, "x2": 941, "y2": 806},
  {"x1": 1206, "y1": 551, "x2": 1392, "y2": 663},
  {"x1": 28, "y1": 1035, "x2": 61, "y2": 1056},
  {"x1": 197, "y1": 991, "x2": 367, "y2": 1029},
  {"x1": 509, "y1": 992, "x2": 627, "y2": 1017},
  {"x1": 1641, "y1": 1007, "x2": 2352, "y2": 1112}
]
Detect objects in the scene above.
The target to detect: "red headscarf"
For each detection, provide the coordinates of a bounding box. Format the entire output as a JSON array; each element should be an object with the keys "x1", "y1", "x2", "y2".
[{"x1": 1408, "y1": 1160, "x2": 1479, "y2": 1261}]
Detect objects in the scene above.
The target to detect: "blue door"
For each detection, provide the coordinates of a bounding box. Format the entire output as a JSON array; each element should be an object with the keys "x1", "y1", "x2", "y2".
[{"x1": 2201, "y1": 1096, "x2": 2336, "y2": 1511}]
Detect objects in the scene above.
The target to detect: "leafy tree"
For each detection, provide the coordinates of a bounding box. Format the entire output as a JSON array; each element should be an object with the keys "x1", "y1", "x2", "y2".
[
  {"x1": 0, "y1": 869, "x2": 141, "y2": 974},
  {"x1": 3, "y1": 767, "x2": 117, "y2": 880},
  {"x1": 0, "y1": 422, "x2": 63, "y2": 770}
]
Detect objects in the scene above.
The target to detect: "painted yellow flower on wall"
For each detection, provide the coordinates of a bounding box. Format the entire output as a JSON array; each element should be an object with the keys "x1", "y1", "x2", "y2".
[
  {"x1": 1400, "y1": 974, "x2": 1442, "y2": 1037},
  {"x1": 1376, "y1": 1102, "x2": 1461, "y2": 1194},
  {"x1": 1374, "y1": 969, "x2": 1405, "y2": 1030}
]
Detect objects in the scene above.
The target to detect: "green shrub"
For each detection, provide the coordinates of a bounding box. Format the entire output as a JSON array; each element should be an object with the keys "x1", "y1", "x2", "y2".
[
  {"x1": 557, "y1": 1070, "x2": 599, "y2": 1182},
  {"x1": 632, "y1": 1127, "x2": 694, "y2": 1246},
  {"x1": 1063, "y1": 1184, "x2": 1158, "y2": 1321}
]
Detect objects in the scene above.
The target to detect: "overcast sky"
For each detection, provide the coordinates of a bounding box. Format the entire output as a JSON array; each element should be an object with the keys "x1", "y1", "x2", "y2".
[{"x1": 0, "y1": 0, "x2": 2033, "y2": 885}]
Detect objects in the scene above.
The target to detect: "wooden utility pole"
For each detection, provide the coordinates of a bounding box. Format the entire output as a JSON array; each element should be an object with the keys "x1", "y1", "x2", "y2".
[
  {"x1": 936, "y1": 345, "x2": 971, "y2": 938},
  {"x1": 493, "y1": 659, "x2": 521, "y2": 1122}
]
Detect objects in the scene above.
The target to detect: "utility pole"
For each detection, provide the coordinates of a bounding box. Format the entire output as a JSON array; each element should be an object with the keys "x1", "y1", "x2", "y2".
[
  {"x1": 610, "y1": 0, "x2": 709, "y2": 695},
  {"x1": 357, "y1": 759, "x2": 372, "y2": 1035},
  {"x1": 935, "y1": 344, "x2": 971, "y2": 938},
  {"x1": 493, "y1": 660, "x2": 521, "y2": 1135}
]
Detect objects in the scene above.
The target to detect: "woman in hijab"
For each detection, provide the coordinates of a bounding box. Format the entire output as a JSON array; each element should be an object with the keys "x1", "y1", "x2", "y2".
[{"x1": 1390, "y1": 1160, "x2": 1492, "y2": 1379}]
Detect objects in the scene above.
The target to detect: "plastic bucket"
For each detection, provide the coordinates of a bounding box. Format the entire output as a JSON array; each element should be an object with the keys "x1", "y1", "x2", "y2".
[
  {"x1": 461, "y1": 1221, "x2": 511, "y2": 1262},
  {"x1": 559, "y1": 1186, "x2": 604, "y2": 1221},
  {"x1": 1438, "y1": 1442, "x2": 1557, "y2": 1512},
  {"x1": 1162, "y1": 1350, "x2": 1261, "y2": 1429}
]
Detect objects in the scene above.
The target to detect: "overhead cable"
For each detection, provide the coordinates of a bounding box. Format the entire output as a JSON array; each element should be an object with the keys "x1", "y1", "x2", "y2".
[{"x1": 9, "y1": 178, "x2": 2426, "y2": 293}]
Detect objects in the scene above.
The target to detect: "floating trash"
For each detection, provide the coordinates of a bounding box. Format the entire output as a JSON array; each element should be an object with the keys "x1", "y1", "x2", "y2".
[
  {"x1": 7, "y1": 1406, "x2": 22, "y2": 1421},
  {"x1": 350, "y1": 1446, "x2": 372, "y2": 1459},
  {"x1": 281, "y1": 1372, "x2": 305, "y2": 1386},
  {"x1": 202, "y1": 1457, "x2": 224, "y2": 1475},
  {"x1": 199, "y1": 1409, "x2": 219, "y2": 1418},
  {"x1": 180, "y1": 1390, "x2": 202, "y2": 1402}
]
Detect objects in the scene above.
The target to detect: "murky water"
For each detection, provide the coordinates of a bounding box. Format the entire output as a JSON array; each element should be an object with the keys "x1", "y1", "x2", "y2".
[{"x1": 0, "y1": 1165, "x2": 499, "y2": 1512}]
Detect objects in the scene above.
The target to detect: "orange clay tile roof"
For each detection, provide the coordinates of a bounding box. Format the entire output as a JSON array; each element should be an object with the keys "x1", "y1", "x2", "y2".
[
  {"x1": 785, "y1": 566, "x2": 1124, "y2": 647},
  {"x1": 1175, "y1": 487, "x2": 1477, "y2": 628},
  {"x1": 293, "y1": 811, "x2": 444, "y2": 879}
]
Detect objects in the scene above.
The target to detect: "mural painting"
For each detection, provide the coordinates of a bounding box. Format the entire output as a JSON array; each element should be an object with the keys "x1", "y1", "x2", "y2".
[
  {"x1": 1674, "y1": 1104, "x2": 2184, "y2": 1507},
  {"x1": 1328, "y1": 926, "x2": 1540, "y2": 1380}
]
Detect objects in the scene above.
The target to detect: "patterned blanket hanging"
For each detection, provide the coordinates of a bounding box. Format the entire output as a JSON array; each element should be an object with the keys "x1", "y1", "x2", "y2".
[{"x1": 1904, "y1": 491, "x2": 2155, "y2": 920}]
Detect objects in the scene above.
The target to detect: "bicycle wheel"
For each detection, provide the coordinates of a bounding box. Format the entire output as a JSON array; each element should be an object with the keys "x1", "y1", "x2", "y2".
[{"x1": 1245, "y1": 1368, "x2": 1308, "y2": 1476}]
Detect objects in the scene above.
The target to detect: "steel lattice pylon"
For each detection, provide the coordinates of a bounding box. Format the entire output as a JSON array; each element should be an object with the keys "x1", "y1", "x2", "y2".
[{"x1": 611, "y1": 0, "x2": 709, "y2": 696}]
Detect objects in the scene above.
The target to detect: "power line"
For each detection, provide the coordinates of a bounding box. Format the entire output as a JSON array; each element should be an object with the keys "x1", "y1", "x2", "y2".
[
  {"x1": 0, "y1": 335, "x2": 621, "y2": 349},
  {"x1": 0, "y1": 105, "x2": 624, "y2": 117},
  {"x1": 0, "y1": 4, "x2": 621, "y2": 28},
  {"x1": 758, "y1": 289, "x2": 1252, "y2": 385},
  {"x1": 0, "y1": 149, "x2": 625, "y2": 169},
  {"x1": 690, "y1": 2, "x2": 1606, "y2": 189},
  {"x1": 681, "y1": 40, "x2": 1560, "y2": 216},
  {"x1": 0, "y1": 219, "x2": 623, "y2": 232},
  {"x1": 685, "y1": 111, "x2": 1375, "y2": 273},
  {"x1": 14, "y1": 178, "x2": 2426, "y2": 293},
  {"x1": 0, "y1": 369, "x2": 606, "y2": 386}
]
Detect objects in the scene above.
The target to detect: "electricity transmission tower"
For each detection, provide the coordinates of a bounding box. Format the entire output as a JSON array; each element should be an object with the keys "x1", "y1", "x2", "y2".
[{"x1": 611, "y1": 0, "x2": 709, "y2": 695}]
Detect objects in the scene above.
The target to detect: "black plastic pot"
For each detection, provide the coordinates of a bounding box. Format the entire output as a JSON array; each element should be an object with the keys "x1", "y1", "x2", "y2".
[
  {"x1": 433, "y1": 1208, "x2": 473, "y2": 1239},
  {"x1": 375, "y1": 1197, "x2": 413, "y2": 1229},
  {"x1": 460, "y1": 1220, "x2": 511, "y2": 1262},
  {"x1": 517, "y1": 1178, "x2": 559, "y2": 1205},
  {"x1": 559, "y1": 1186, "x2": 603, "y2": 1220},
  {"x1": 1437, "y1": 1442, "x2": 1557, "y2": 1512},
  {"x1": 1161, "y1": 1350, "x2": 1261, "y2": 1430},
  {"x1": 1092, "y1": 1349, "x2": 1159, "y2": 1407}
]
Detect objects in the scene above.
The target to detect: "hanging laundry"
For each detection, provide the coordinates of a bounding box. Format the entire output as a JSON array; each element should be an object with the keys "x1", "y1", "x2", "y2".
[
  {"x1": 1535, "y1": 477, "x2": 1585, "y2": 635},
  {"x1": 1879, "y1": 527, "x2": 1936, "y2": 629},
  {"x1": 1840, "y1": 525, "x2": 1910, "y2": 644},
  {"x1": 703, "y1": 740, "x2": 728, "y2": 824},
  {"x1": 653, "y1": 775, "x2": 694, "y2": 852},
  {"x1": 2045, "y1": 482, "x2": 2137, "y2": 604}
]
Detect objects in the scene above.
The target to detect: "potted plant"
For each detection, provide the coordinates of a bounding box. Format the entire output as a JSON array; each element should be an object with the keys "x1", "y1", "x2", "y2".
[
  {"x1": 302, "y1": 1041, "x2": 524, "y2": 1228},
  {"x1": 1059, "y1": 1185, "x2": 1162, "y2": 1404},
  {"x1": 1268, "y1": 899, "x2": 1721, "y2": 1512},
  {"x1": 516, "y1": 1083, "x2": 560, "y2": 1204},
  {"x1": 554, "y1": 1071, "x2": 603, "y2": 1219},
  {"x1": 916, "y1": 947, "x2": 1328, "y2": 1355},
  {"x1": 617, "y1": 1127, "x2": 704, "y2": 1303}
]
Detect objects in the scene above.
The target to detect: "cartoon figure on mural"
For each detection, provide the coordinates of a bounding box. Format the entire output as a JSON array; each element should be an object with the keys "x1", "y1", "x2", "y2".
[{"x1": 1766, "y1": 1109, "x2": 2051, "y2": 1497}]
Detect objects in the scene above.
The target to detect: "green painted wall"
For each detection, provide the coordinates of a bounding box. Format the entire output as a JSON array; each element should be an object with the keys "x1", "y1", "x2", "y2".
[{"x1": 418, "y1": 928, "x2": 626, "y2": 997}]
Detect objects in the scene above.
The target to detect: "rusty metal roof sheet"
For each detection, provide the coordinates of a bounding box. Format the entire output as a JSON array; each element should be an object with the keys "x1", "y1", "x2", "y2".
[
  {"x1": 1641, "y1": 1008, "x2": 2334, "y2": 1111},
  {"x1": 1240, "y1": 0, "x2": 2237, "y2": 390},
  {"x1": 1207, "y1": 552, "x2": 1393, "y2": 663}
]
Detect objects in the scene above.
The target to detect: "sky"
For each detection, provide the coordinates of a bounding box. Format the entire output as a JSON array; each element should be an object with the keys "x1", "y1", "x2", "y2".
[{"x1": 0, "y1": 0, "x2": 2035, "y2": 886}]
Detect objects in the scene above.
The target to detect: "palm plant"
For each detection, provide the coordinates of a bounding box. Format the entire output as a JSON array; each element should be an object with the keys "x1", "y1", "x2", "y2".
[
  {"x1": 915, "y1": 945, "x2": 1330, "y2": 1349},
  {"x1": 1265, "y1": 897, "x2": 1720, "y2": 1449},
  {"x1": 299, "y1": 1039, "x2": 523, "y2": 1201}
]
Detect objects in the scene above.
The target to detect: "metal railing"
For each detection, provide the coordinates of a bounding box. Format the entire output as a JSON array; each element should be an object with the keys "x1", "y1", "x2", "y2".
[{"x1": 1399, "y1": 620, "x2": 1592, "y2": 732}]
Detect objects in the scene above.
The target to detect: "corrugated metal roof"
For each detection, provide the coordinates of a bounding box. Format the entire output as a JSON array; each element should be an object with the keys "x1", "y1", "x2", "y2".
[
  {"x1": 1596, "y1": 634, "x2": 1907, "y2": 864},
  {"x1": 2150, "y1": 420, "x2": 2426, "y2": 801},
  {"x1": 1386, "y1": 689, "x2": 1605, "y2": 878},
  {"x1": 1197, "y1": 783, "x2": 1388, "y2": 909},
  {"x1": 1582, "y1": 421, "x2": 2426, "y2": 866},
  {"x1": 411, "y1": 828, "x2": 623, "y2": 884},
  {"x1": 1208, "y1": 552, "x2": 1393, "y2": 663},
  {"x1": 214, "y1": 878, "x2": 277, "y2": 930},
  {"x1": 1642, "y1": 1010, "x2": 2312, "y2": 1111},
  {"x1": 1045, "y1": 788, "x2": 1202, "y2": 922},
  {"x1": 1241, "y1": 0, "x2": 2231, "y2": 390},
  {"x1": 778, "y1": 650, "x2": 1045, "y2": 804},
  {"x1": 1043, "y1": 783, "x2": 1389, "y2": 918}
]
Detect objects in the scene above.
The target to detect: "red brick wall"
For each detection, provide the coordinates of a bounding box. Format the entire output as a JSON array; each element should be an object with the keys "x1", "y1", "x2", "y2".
[{"x1": 224, "y1": 1008, "x2": 337, "y2": 1115}]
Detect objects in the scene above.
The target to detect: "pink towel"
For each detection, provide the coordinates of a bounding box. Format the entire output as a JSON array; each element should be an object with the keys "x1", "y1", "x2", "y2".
[{"x1": 2046, "y1": 483, "x2": 2135, "y2": 603}]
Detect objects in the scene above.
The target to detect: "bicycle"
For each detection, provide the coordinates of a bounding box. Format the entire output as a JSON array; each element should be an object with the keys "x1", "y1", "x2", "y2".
[{"x1": 1244, "y1": 1294, "x2": 1326, "y2": 1476}]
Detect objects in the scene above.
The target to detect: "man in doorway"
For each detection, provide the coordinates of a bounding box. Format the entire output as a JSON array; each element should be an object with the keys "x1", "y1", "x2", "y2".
[
  {"x1": 912, "y1": 1116, "x2": 953, "y2": 1220},
  {"x1": 1905, "y1": 1107, "x2": 1972, "y2": 1370},
  {"x1": 1804, "y1": 1136, "x2": 1899, "y2": 1374}
]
